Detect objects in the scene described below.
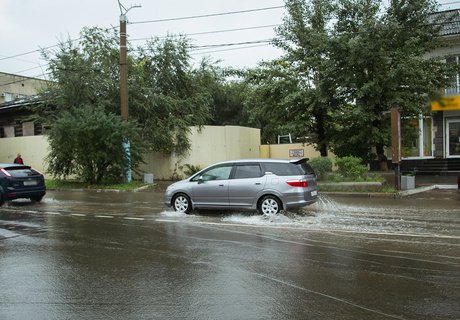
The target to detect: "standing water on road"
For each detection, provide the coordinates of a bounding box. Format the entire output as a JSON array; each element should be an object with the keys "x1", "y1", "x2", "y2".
[{"x1": 219, "y1": 193, "x2": 460, "y2": 238}]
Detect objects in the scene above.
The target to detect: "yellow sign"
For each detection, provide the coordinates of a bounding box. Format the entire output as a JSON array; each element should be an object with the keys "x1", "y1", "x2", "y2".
[{"x1": 432, "y1": 95, "x2": 460, "y2": 111}]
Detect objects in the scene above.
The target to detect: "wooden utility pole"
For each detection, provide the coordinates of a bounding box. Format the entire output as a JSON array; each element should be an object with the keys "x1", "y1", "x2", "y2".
[
  {"x1": 120, "y1": 14, "x2": 128, "y2": 121},
  {"x1": 391, "y1": 108, "x2": 401, "y2": 190},
  {"x1": 118, "y1": 1, "x2": 140, "y2": 182}
]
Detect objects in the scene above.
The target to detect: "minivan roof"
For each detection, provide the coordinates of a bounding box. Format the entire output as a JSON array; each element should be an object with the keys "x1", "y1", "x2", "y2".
[{"x1": 212, "y1": 158, "x2": 309, "y2": 165}]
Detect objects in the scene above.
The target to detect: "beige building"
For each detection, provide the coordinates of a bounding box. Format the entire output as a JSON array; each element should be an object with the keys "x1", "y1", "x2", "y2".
[
  {"x1": 0, "y1": 72, "x2": 48, "y2": 138},
  {"x1": 0, "y1": 72, "x2": 47, "y2": 104}
]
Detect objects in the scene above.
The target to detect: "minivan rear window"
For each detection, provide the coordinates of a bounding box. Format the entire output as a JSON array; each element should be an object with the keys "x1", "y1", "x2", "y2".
[
  {"x1": 297, "y1": 162, "x2": 315, "y2": 175},
  {"x1": 263, "y1": 163, "x2": 301, "y2": 176}
]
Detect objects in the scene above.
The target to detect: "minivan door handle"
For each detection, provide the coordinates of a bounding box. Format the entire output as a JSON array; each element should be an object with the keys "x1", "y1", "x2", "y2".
[{"x1": 255, "y1": 182, "x2": 261, "y2": 185}]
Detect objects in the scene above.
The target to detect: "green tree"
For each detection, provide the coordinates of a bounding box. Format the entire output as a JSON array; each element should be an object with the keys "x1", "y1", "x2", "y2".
[
  {"x1": 39, "y1": 27, "x2": 120, "y2": 117},
  {"x1": 250, "y1": 0, "x2": 456, "y2": 161},
  {"x1": 36, "y1": 28, "x2": 216, "y2": 182},
  {"x1": 46, "y1": 106, "x2": 145, "y2": 184},
  {"x1": 244, "y1": 0, "x2": 337, "y2": 154},
  {"x1": 129, "y1": 36, "x2": 213, "y2": 153},
  {"x1": 330, "y1": 0, "x2": 455, "y2": 160},
  {"x1": 273, "y1": 0, "x2": 338, "y2": 156}
]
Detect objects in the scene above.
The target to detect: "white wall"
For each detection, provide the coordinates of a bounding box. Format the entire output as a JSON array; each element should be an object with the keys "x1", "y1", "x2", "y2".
[
  {"x1": 138, "y1": 126, "x2": 261, "y2": 180},
  {"x1": 0, "y1": 135, "x2": 50, "y2": 175},
  {"x1": 0, "y1": 126, "x2": 261, "y2": 180}
]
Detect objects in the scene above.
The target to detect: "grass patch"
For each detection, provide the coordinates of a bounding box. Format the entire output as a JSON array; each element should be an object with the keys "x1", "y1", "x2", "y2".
[{"x1": 45, "y1": 179, "x2": 153, "y2": 191}]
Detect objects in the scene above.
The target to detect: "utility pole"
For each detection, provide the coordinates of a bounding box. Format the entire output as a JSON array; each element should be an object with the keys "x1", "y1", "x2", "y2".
[
  {"x1": 120, "y1": 13, "x2": 128, "y2": 121},
  {"x1": 391, "y1": 107, "x2": 401, "y2": 190},
  {"x1": 118, "y1": 1, "x2": 140, "y2": 182}
]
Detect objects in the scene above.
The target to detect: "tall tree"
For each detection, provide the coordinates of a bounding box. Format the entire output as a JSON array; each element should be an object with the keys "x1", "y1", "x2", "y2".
[
  {"x1": 130, "y1": 36, "x2": 212, "y2": 154},
  {"x1": 274, "y1": 0, "x2": 338, "y2": 156},
  {"x1": 250, "y1": 0, "x2": 456, "y2": 161},
  {"x1": 36, "y1": 28, "x2": 216, "y2": 182},
  {"x1": 39, "y1": 29, "x2": 214, "y2": 155},
  {"x1": 330, "y1": 0, "x2": 455, "y2": 159}
]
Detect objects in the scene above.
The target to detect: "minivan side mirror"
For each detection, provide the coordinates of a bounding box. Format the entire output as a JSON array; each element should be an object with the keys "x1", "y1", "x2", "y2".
[{"x1": 197, "y1": 176, "x2": 204, "y2": 184}]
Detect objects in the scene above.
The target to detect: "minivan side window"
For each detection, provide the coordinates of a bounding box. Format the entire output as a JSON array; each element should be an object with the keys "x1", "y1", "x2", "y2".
[
  {"x1": 263, "y1": 163, "x2": 300, "y2": 176},
  {"x1": 192, "y1": 165, "x2": 233, "y2": 181},
  {"x1": 233, "y1": 164, "x2": 262, "y2": 179}
]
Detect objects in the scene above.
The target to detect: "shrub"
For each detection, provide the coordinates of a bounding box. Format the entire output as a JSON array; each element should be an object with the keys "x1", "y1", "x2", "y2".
[
  {"x1": 183, "y1": 164, "x2": 201, "y2": 177},
  {"x1": 309, "y1": 157, "x2": 333, "y2": 180},
  {"x1": 335, "y1": 156, "x2": 368, "y2": 181},
  {"x1": 46, "y1": 105, "x2": 146, "y2": 184}
]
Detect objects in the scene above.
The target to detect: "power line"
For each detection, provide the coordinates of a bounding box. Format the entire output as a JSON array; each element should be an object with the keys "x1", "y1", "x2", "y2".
[
  {"x1": 129, "y1": 5, "x2": 285, "y2": 25},
  {"x1": 0, "y1": 5, "x2": 282, "y2": 63},
  {"x1": 190, "y1": 39, "x2": 272, "y2": 50},
  {"x1": 130, "y1": 24, "x2": 280, "y2": 42},
  {"x1": 190, "y1": 43, "x2": 273, "y2": 56}
]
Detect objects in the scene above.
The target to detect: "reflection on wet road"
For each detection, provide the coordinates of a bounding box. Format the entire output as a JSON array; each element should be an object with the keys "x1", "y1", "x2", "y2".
[{"x1": 1, "y1": 189, "x2": 459, "y2": 319}]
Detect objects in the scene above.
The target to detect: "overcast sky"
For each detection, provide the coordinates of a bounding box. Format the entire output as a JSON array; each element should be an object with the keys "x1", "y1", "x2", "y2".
[{"x1": 0, "y1": 0, "x2": 458, "y2": 79}]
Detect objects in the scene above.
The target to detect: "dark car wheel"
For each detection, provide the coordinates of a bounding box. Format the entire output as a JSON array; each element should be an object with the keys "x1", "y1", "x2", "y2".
[
  {"x1": 258, "y1": 195, "x2": 282, "y2": 215},
  {"x1": 172, "y1": 194, "x2": 192, "y2": 214}
]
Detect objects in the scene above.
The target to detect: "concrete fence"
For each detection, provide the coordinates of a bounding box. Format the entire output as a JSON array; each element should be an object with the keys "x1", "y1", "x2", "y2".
[
  {"x1": 0, "y1": 126, "x2": 336, "y2": 180},
  {"x1": 0, "y1": 126, "x2": 261, "y2": 180}
]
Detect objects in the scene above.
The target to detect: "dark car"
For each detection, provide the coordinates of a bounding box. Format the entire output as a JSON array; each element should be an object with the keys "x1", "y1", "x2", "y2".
[
  {"x1": 0, "y1": 163, "x2": 46, "y2": 205},
  {"x1": 165, "y1": 158, "x2": 318, "y2": 215}
]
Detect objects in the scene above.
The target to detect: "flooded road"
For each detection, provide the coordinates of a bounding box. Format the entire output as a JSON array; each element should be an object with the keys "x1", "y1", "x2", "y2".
[{"x1": 0, "y1": 189, "x2": 459, "y2": 319}]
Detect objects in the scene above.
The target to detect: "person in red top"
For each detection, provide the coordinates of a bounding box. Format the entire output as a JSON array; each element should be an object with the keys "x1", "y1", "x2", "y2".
[{"x1": 13, "y1": 153, "x2": 24, "y2": 164}]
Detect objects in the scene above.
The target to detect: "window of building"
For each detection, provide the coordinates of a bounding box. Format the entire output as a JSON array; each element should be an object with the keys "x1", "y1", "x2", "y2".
[
  {"x1": 446, "y1": 55, "x2": 460, "y2": 95},
  {"x1": 401, "y1": 116, "x2": 433, "y2": 159},
  {"x1": 22, "y1": 122, "x2": 35, "y2": 136},
  {"x1": 3, "y1": 126, "x2": 15, "y2": 138}
]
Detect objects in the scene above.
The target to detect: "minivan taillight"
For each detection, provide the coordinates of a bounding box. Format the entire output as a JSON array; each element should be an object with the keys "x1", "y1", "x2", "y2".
[
  {"x1": 0, "y1": 168, "x2": 11, "y2": 177},
  {"x1": 286, "y1": 180, "x2": 308, "y2": 187}
]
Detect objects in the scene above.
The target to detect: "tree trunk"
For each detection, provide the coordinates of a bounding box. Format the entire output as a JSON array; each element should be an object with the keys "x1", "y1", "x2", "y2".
[
  {"x1": 376, "y1": 143, "x2": 388, "y2": 171},
  {"x1": 315, "y1": 112, "x2": 328, "y2": 157}
]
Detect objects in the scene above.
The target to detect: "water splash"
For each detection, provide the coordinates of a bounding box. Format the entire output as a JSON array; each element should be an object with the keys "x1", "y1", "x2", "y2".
[{"x1": 312, "y1": 194, "x2": 345, "y2": 212}]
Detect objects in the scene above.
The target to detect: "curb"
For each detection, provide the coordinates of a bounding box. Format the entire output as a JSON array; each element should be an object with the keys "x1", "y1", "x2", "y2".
[
  {"x1": 323, "y1": 184, "x2": 457, "y2": 198},
  {"x1": 47, "y1": 184, "x2": 155, "y2": 193}
]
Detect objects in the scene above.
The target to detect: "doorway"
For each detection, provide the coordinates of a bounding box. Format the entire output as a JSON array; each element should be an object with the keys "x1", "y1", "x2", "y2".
[{"x1": 447, "y1": 119, "x2": 460, "y2": 157}]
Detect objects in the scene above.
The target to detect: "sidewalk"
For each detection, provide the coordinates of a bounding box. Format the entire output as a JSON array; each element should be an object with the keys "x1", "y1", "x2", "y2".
[{"x1": 321, "y1": 172, "x2": 458, "y2": 198}]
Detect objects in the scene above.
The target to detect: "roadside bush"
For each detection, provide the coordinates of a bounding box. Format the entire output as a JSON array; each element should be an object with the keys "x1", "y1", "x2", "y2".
[
  {"x1": 46, "y1": 105, "x2": 146, "y2": 184},
  {"x1": 335, "y1": 156, "x2": 368, "y2": 181},
  {"x1": 183, "y1": 164, "x2": 201, "y2": 177},
  {"x1": 309, "y1": 157, "x2": 333, "y2": 180}
]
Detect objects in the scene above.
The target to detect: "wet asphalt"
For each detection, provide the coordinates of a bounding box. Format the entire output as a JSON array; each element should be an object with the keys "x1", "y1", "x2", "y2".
[{"x1": 0, "y1": 186, "x2": 459, "y2": 320}]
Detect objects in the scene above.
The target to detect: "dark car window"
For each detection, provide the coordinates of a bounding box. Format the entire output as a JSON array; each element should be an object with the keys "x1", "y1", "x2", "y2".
[
  {"x1": 263, "y1": 162, "x2": 301, "y2": 176},
  {"x1": 3, "y1": 167, "x2": 39, "y2": 178},
  {"x1": 297, "y1": 162, "x2": 315, "y2": 175},
  {"x1": 192, "y1": 165, "x2": 233, "y2": 181},
  {"x1": 233, "y1": 164, "x2": 262, "y2": 179}
]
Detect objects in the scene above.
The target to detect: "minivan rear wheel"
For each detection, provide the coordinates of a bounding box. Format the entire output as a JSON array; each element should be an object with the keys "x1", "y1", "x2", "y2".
[
  {"x1": 172, "y1": 194, "x2": 192, "y2": 214},
  {"x1": 258, "y1": 195, "x2": 281, "y2": 215}
]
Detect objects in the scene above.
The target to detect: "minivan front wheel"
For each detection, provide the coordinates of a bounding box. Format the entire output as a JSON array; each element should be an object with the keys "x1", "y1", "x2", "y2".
[
  {"x1": 172, "y1": 194, "x2": 192, "y2": 214},
  {"x1": 258, "y1": 195, "x2": 282, "y2": 215}
]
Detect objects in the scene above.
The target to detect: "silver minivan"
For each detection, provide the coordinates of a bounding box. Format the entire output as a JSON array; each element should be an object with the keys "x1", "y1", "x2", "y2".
[{"x1": 164, "y1": 158, "x2": 318, "y2": 215}]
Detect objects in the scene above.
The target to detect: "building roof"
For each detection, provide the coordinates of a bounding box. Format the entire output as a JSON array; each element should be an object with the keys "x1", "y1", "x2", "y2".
[
  {"x1": 431, "y1": 9, "x2": 460, "y2": 37},
  {"x1": 0, "y1": 96, "x2": 42, "y2": 115}
]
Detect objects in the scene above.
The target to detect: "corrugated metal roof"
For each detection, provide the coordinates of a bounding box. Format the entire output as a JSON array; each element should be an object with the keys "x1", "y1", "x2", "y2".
[{"x1": 431, "y1": 9, "x2": 460, "y2": 36}]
